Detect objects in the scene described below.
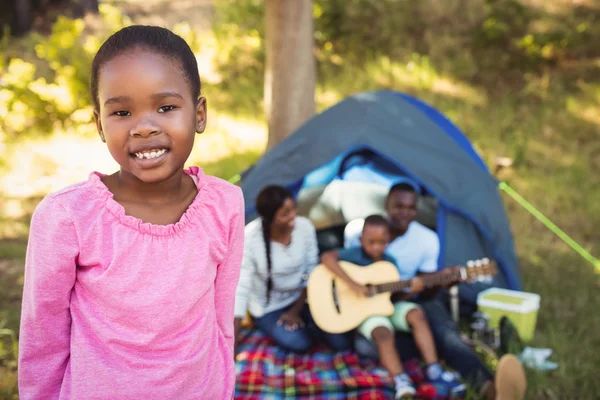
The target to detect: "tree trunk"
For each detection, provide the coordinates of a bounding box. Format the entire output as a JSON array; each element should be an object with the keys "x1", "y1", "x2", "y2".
[
  {"x1": 264, "y1": 0, "x2": 316, "y2": 151},
  {"x1": 72, "y1": 0, "x2": 99, "y2": 17},
  {"x1": 14, "y1": 0, "x2": 33, "y2": 35},
  {"x1": 80, "y1": 0, "x2": 99, "y2": 12}
]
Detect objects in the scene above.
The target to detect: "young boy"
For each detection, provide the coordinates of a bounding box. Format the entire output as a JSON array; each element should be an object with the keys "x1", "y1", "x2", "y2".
[{"x1": 320, "y1": 215, "x2": 465, "y2": 399}]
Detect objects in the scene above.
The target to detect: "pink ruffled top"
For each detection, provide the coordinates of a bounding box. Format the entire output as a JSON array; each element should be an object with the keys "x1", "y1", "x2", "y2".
[{"x1": 18, "y1": 166, "x2": 245, "y2": 400}]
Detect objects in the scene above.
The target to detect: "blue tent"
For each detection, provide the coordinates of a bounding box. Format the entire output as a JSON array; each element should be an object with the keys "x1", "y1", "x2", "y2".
[{"x1": 239, "y1": 90, "x2": 521, "y2": 291}]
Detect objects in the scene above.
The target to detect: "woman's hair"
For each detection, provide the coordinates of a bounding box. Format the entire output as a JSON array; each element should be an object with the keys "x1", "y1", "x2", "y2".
[
  {"x1": 90, "y1": 25, "x2": 201, "y2": 110},
  {"x1": 255, "y1": 185, "x2": 293, "y2": 304}
]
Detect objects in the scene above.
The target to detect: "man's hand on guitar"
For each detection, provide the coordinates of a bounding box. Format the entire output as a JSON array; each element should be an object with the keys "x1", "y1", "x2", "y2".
[
  {"x1": 277, "y1": 311, "x2": 305, "y2": 331},
  {"x1": 410, "y1": 276, "x2": 424, "y2": 293},
  {"x1": 442, "y1": 266, "x2": 462, "y2": 287}
]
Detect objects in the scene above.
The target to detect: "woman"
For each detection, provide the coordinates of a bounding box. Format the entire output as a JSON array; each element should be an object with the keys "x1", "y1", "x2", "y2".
[{"x1": 234, "y1": 185, "x2": 353, "y2": 353}]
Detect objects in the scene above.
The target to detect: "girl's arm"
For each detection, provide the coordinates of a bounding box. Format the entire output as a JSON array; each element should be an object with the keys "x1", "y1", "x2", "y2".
[
  {"x1": 214, "y1": 189, "x2": 245, "y2": 353},
  {"x1": 18, "y1": 197, "x2": 78, "y2": 399}
]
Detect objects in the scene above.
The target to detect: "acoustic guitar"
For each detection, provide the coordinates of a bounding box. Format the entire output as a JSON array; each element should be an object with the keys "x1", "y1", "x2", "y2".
[{"x1": 307, "y1": 258, "x2": 497, "y2": 333}]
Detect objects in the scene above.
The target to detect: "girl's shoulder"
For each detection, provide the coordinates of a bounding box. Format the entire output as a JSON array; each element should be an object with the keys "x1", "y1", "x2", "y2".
[
  {"x1": 37, "y1": 172, "x2": 105, "y2": 214},
  {"x1": 30, "y1": 172, "x2": 107, "y2": 233}
]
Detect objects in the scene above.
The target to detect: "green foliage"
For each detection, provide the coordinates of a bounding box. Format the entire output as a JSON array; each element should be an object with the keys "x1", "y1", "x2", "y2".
[
  {"x1": 0, "y1": 5, "x2": 205, "y2": 142},
  {"x1": 0, "y1": 327, "x2": 17, "y2": 364},
  {"x1": 212, "y1": 0, "x2": 600, "y2": 96},
  {"x1": 0, "y1": 5, "x2": 129, "y2": 140},
  {"x1": 210, "y1": 0, "x2": 265, "y2": 116}
]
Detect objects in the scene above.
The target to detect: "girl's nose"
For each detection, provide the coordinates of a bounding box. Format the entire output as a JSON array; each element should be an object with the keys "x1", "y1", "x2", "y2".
[{"x1": 130, "y1": 118, "x2": 160, "y2": 137}]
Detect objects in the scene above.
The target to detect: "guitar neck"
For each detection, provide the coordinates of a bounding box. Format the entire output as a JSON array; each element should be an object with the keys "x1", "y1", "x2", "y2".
[{"x1": 374, "y1": 268, "x2": 462, "y2": 295}]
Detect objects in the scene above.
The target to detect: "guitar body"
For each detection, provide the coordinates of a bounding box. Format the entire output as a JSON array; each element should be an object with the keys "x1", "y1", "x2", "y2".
[{"x1": 307, "y1": 260, "x2": 400, "y2": 334}]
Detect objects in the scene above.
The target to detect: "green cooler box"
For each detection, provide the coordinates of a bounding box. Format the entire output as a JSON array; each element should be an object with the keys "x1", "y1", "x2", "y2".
[{"x1": 476, "y1": 288, "x2": 540, "y2": 342}]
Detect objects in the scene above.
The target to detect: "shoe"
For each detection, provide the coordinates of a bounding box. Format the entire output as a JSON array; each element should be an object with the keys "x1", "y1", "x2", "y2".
[
  {"x1": 427, "y1": 370, "x2": 466, "y2": 398},
  {"x1": 394, "y1": 373, "x2": 417, "y2": 399},
  {"x1": 495, "y1": 354, "x2": 526, "y2": 400},
  {"x1": 395, "y1": 383, "x2": 417, "y2": 399}
]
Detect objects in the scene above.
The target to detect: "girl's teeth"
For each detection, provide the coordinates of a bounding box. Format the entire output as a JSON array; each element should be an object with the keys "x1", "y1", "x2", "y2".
[{"x1": 135, "y1": 149, "x2": 166, "y2": 159}]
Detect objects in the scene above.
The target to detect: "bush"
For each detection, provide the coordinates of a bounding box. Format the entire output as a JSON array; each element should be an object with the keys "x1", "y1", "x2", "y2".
[{"x1": 0, "y1": 5, "x2": 128, "y2": 140}]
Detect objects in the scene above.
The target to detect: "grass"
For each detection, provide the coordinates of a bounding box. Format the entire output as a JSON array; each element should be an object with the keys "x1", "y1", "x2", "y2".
[{"x1": 0, "y1": 258, "x2": 23, "y2": 400}]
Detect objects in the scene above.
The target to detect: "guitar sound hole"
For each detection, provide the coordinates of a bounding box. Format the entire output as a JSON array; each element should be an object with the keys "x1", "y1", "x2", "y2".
[{"x1": 331, "y1": 280, "x2": 341, "y2": 314}]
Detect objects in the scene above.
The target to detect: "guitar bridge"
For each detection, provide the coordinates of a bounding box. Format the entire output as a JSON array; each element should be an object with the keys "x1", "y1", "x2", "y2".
[{"x1": 331, "y1": 279, "x2": 341, "y2": 314}]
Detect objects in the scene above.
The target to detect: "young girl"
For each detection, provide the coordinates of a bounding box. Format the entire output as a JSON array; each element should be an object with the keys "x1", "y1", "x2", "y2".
[
  {"x1": 233, "y1": 185, "x2": 352, "y2": 353},
  {"x1": 18, "y1": 25, "x2": 244, "y2": 399}
]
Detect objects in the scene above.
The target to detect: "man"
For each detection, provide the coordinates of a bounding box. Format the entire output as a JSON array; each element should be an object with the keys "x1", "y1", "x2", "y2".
[{"x1": 343, "y1": 182, "x2": 526, "y2": 400}]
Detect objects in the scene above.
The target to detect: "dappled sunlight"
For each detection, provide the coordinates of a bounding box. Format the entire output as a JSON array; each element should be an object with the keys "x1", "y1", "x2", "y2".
[
  {"x1": 195, "y1": 33, "x2": 221, "y2": 85},
  {"x1": 366, "y1": 56, "x2": 488, "y2": 106},
  {"x1": 111, "y1": 0, "x2": 214, "y2": 33},
  {"x1": 430, "y1": 80, "x2": 488, "y2": 106},
  {"x1": 528, "y1": 140, "x2": 577, "y2": 167},
  {"x1": 315, "y1": 89, "x2": 341, "y2": 110},
  {"x1": 0, "y1": 131, "x2": 117, "y2": 198},
  {"x1": 0, "y1": 112, "x2": 266, "y2": 200},
  {"x1": 571, "y1": 105, "x2": 600, "y2": 125},
  {"x1": 189, "y1": 112, "x2": 266, "y2": 165},
  {"x1": 567, "y1": 97, "x2": 600, "y2": 126},
  {"x1": 0, "y1": 217, "x2": 30, "y2": 240},
  {"x1": 521, "y1": 0, "x2": 600, "y2": 13}
]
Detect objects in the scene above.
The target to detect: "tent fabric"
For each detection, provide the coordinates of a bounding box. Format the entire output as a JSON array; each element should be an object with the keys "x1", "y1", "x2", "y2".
[
  {"x1": 394, "y1": 93, "x2": 489, "y2": 173},
  {"x1": 239, "y1": 90, "x2": 520, "y2": 290}
]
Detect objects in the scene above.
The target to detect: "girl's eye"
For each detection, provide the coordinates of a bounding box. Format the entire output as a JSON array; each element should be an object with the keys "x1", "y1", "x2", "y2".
[
  {"x1": 113, "y1": 110, "x2": 130, "y2": 117},
  {"x1": 158, "y1": 105, "x2": 177, "y2": 113}
]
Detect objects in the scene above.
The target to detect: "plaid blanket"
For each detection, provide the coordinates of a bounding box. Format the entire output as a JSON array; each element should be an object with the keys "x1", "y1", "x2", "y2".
[{"x1": 235, "y1": 329, "x2": 441, "y2": 400}]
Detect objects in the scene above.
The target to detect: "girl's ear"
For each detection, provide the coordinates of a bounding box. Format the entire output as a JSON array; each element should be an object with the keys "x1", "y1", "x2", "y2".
[
  {"x1": 195, "y1": 97, "x2": 207, "y2": 134},
  {"x1": 94, "y1": 109, "x2": 105, "y2": 143}
]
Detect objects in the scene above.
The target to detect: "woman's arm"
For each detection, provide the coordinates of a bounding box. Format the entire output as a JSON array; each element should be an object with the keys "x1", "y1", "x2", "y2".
[
  {"x1": 287, "y1": 288, "x2": 307, "y2": 315},
  {"x1": 18, "y1": 197, "x2": 78, "y2": 400}
]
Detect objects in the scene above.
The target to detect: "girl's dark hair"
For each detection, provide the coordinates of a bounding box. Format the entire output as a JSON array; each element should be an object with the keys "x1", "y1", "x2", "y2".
[
  {"x1": 90, "y1": 25, "x2": 201, "y2": 110},
  {"x1": 255, "y1": 185, "x2": 293, "y2": 304}
]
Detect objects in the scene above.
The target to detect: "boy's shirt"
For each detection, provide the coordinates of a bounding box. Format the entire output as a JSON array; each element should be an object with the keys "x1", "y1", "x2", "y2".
[{"x1": 337, "y1": 246, "x2": 399, "y2": 269}]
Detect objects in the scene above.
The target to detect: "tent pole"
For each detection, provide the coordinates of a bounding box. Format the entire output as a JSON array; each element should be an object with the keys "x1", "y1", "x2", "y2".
[
  {"x1": 228, "y1": 174, "x2": 241, "y2": 184},
  {"x1": 499, "y1": 181, "x2": 600, "y2": 272}
]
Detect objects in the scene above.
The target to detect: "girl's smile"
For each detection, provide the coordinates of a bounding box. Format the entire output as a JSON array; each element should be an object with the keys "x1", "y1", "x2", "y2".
[{"x1": 129, "y1": 140, "x2": 171, "y2": 168}]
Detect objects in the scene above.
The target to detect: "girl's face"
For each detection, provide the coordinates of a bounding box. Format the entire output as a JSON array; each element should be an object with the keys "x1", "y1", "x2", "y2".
[
  {"x1": 94, "y1": 48, "x2": 206, "y2": 184},
  {"x1": 273, "y1": 197, "x2": 297, "y2": 230}
]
